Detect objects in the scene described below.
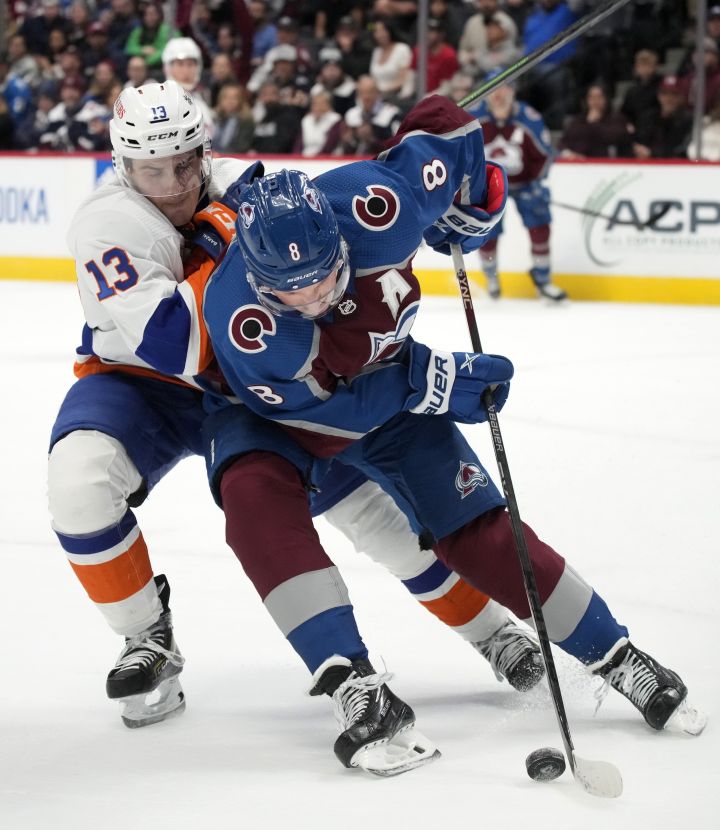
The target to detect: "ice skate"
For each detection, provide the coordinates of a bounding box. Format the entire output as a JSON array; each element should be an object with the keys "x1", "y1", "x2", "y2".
[
  {"x1": 310, "y1": 656, "x2": 440, "y2": 776},
  {"x1": 531, "y1": 267, "x2": 567, "y2": 301},
  {"x1": 592, "y1": 639, "x2": 706, "y2": 735},
  {"x1": 473, "y1": 619, "x2": 545, "y2": 692},
  {"x1": 106, "y1": 574, "x2": 186, "y2": 728},
  {"x1": 485, "y1": 271, "x2": 501, "y2": 299}
]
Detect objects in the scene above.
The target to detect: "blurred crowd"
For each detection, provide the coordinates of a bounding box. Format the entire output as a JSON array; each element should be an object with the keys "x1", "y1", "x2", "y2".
[{"x1": 0, "y1": 1, "x2": 717, "y2": 160}]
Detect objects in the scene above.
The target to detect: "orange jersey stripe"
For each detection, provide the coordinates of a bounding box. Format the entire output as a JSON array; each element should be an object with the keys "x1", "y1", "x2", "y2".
[
  {"x1": 69, "y1": 533, "x2": 153, "y2": 604},
  {"x1": 184, "y1": 255, "x2": 215, "y2": 372},
  {"x1": 73, "y1": 356, "x2": 198, "y2": 389},
  {"x1": 420, "y1": 578, "x2": 491, "y2": 627}
]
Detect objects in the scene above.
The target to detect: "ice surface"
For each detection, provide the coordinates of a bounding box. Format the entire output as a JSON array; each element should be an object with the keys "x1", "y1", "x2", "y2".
[{"x1": 1, "y1": 281, "x2": 718, "y2": 828}]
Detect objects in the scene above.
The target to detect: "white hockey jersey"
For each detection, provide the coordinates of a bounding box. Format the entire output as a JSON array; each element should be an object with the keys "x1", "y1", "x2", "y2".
[{"x1": 66, "y1": 157, "x2": 247, "y2": 389}]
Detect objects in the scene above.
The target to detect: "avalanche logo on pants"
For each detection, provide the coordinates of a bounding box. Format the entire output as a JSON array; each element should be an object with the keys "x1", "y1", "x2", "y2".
[{"x1": 455, "y1": 460, "x2": 488, "y2": 499}]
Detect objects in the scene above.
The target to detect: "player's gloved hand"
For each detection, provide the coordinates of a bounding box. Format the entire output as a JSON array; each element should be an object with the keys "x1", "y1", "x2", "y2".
[
  {"x1": 218, "y1": 161, "x2": 265, "y2": 213},
  {"x1": 191, "y1": 202, "x2": 238, "y2": 262},
  {"x1": 406, "y1": 342, "x2": 513, "y2": 424},
  {"x1": 423, "y1": 161, "x2": 508, "y2": 255}
]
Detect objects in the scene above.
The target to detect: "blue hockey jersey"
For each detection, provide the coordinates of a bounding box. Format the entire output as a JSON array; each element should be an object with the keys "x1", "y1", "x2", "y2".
[{"x1": 203, "y1": 96, "x2": 495, "y2": 457}]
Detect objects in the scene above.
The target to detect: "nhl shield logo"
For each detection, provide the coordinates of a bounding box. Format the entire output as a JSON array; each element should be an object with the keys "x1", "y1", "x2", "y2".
[
  {"x1": 337, "y1": 298, "x2": 356, "y2": 316},
  {"x1": 455, "y1": 460, "x2": 488, "y2": 499}
]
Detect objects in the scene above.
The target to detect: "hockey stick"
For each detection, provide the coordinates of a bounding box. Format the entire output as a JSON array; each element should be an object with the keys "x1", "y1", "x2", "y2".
[
  {"x1": 551, "y1": 199, "x2": 673, "y2": 230},
  {"x1": 457, "y1": 0, "x2": 632, "y2": 109},
  {"x1": 450, "y1": 243, "x2": 623, "y2": 799}
]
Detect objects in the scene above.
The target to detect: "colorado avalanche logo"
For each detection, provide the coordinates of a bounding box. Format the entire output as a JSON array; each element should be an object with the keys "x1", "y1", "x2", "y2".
[
  {"x1": 352, "y1": 185, "x2": 400, "y2": 231},
  {"x1": 303, "y1": 186, "x2": 322, "y2": 213},
  {"x1": 228, "y1": 304, "x2": 276, "y2": 353},
  {"x1": 455, "y1": 461, "x2": 488, "y2": 499},
  {"x1": 239, "y1": 202, "x2": 255, "y2": 229}
]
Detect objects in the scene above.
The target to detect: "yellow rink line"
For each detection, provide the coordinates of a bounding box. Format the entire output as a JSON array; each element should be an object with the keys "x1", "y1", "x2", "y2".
[{"x1": 2, "y1": 257, "x2": 719, "y2": 305}]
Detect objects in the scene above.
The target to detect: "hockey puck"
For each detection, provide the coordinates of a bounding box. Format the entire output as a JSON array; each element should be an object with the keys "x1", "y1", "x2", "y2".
[{"x1": 525, "y1": 747, "x2": 566, "y2": 782}]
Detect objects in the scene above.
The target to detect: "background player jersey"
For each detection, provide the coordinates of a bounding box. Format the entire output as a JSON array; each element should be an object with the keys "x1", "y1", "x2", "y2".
[
  {"x1": 67, "y1": 157, "x2": 247, "y2": 390},
  {"x1": 469, "y1": 100, "x2": 553, "y2": 189},
  {"x1": 204, "y1": 97, "x2": 490, "y2": 457}
]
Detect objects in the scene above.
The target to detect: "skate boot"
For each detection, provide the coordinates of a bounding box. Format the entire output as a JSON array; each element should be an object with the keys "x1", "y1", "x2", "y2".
[
  {"x1": 106, "y1": 574, "x2": 186, "y2": 728},
  {"x1": 592, "y1": 639, "x2": 706, "y2": 735},
  {"x1": 530, "y1": 267, "x2": 567, "y2": 301},
  {"x1": 473, "y1": 620, "x2": 545, "y2": 692},
  {"x1": 310, "y1": 656, "x2": 440, "y2": 776},
  {"x1": 483, "y1": 267, "x2": 501, "y2": 299}
]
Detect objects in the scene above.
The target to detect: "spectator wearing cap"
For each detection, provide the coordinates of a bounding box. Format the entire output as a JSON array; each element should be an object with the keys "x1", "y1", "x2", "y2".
[
  {"x1": 251, "y1": 79, "x2": 304, "y2": 154},
  {"x1": 125, "y1": 3, "x2": 177, "y2": 70},
  {"x1": 633, "y1": 74, "x2": 692, "y2": 159},
  {"x1": 310, "y1": 46, "x2": 356, "y2": 116},
  {"x1": 7, "y1": 34, "x2": 42, "y2": 89},
  {"x1": 411, "y1": 19, "x2": 459, "y2": 95},
  {"x1": 340, "y1": 74, "x2": 401, "y2": 156},
  {"x1": 274, "y1": 16, "x2": 315, "y2": 74},
  {"x1": 247, "y1": 41, "x2": 310, "y2": 99},
  {"x1": 559, "y1": 83, "x2": 633, "y2": 159},
  {"x1": 124, "y1": 55, "x2": 149, "y2": 88},
  {"x1": 620, "y1": 48, "x2": 662, "y2": 132},
  {"x1": 248, "y1": 0, "x2": 278, "y2": 66},
  {"x1": 39, "y1": 73, "x2": 86, "y2": 150},
  {"x1": 19, "y1": 0, "x2": 72, "y2": 59},
  {"x1": 295, "y1": 88, "x2": 343, "y2": 156},
  {"x1": 213, "y1": 81, "x2": 254, "y2": 154},
  {"x1": 458, "y1": 0, "x2": 518, "y2": 79},
  {"x1": 82, "y1": 22, "x2": 123, "y2": 77},
  {"x1": 69, "y1": 98, "x2": 113, "y2": 151},
  {"x1": 369, "y1": 19, "x2": 414, "y2": 102},
  {"x1": 333, "y1": 15, "x2": 373, "y2": 81}
]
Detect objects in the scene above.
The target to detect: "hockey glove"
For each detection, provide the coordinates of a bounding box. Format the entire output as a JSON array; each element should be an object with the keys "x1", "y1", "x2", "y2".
[
  {"x1": 191, "y1": 202, "x2": 238, "y2": 262},
  {"x1": 407, "y1": 342, "x2": 513, "y2": 424},
  {"x1": 218, "y1": 161, "x2": 265, "y2": 213},
  {"x1": 423, "y1": 162, "x2": 508, "y2": 255}
]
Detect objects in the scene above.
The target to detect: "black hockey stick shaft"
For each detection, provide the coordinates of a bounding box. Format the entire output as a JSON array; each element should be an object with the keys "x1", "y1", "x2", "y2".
[
  {"x1": 551, "y1": 199, "x2": 673, "y2": 230},
  {"x1": 458, "y1": 0, "x2": 632, "y2": 109},
  {"x1": 450, "y1": 244, "x2": 577, "y2": 774}
]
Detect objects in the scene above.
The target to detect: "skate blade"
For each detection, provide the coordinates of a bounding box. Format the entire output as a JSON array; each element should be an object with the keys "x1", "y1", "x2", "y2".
[
  {"x1": 572, "y1": 752, "x2": 623, "y2": 798},
  {"x1": 119, "y1": 677, "x2": 186, "y2": 729},
  {"x1": 665, "y1": 699, "x2": 707, "y2": 736},
  {"x1": 354, "y1": 727, "x2": 441, "y2": 777}
]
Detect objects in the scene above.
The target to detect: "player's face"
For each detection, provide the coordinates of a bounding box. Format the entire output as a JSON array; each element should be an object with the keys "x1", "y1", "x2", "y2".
[
  {"x1": 270, "y1": 269, "x2": 340, "y2": 319},
  {"x1": 128, "y1": 150, "x2": 202, "y2": 225}
]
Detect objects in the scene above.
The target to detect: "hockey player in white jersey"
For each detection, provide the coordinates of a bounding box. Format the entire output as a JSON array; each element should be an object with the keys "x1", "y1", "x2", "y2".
[{"x1": 46, "y1": 80, "x2": 543, "y2": 770}]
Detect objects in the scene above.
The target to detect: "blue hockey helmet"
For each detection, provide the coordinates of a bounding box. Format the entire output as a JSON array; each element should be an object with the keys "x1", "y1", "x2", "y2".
[{"x1": 235, "y1": 170, "x2": 350, "y2": 319}]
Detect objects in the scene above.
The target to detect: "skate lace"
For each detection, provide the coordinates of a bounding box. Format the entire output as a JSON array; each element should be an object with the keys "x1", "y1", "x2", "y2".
[
  {"x1": 593, "y1": 652, "x2": 658, "y2": 716},
  {"x1": 332, "y1": 670, "x2": 392, "y2": 731},
  {"x1": 476, "y1": 622, "x2": 535, "y2": 682},
  {"x1": 114, "y1": 621, "x2": 185, "y2": 672}
]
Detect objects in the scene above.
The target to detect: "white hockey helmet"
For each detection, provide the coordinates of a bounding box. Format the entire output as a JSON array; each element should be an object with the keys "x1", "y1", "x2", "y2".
[{"x1": 162, "y1": 37, "x2": 203, "y2": 90}]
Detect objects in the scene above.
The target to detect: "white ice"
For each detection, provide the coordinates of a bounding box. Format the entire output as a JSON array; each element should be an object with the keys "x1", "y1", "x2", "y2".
[{"x1": 1, "y1": 281, "x2": 718, "y2": 829}]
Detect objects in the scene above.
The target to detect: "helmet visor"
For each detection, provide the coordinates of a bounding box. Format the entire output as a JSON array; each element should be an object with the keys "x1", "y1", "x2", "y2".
[
  {"x1": 248, "y1": 246, "x2": 351, "y2": 321},
  {"x1": 116, "y1": 147, "x2": 209, "y2": 199}
]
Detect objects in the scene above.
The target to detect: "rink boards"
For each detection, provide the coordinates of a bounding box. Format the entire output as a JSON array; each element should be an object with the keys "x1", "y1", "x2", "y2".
[{"x1": 0, "y1": 153, "x2": 718, "y2": 305}]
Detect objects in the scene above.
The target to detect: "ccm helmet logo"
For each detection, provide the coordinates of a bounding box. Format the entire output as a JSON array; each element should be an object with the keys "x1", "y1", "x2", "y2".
[{"x1": 147, "y1": 131, "x2": 179, "y2": 140}]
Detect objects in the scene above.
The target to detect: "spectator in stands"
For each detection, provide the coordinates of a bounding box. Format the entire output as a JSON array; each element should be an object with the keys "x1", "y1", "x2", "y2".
[
  {"x1": 38, "y1": 73, "x2": 86, "y2": 150},
  {"x1": 87, "y1": 60, "x2": 119, "y2": 107},
  {"x1": 67, "y1": 2, "x2": 92, "y2": 52},
  {"x1": 411, "y1": 18, "x2": 459, "y2": 95},
  {"x1": 333, "y1": 15, "x2": 373, "y2": 81},
  {"x1": 428, "y1": 0, "x2": 467, "y2": 49},
  {"x1": 559, "y1": 82, "x2": 633, "y2": 159},
  {"x1": 458, "y1": 0, "x2": 518, "y2": 80},
  {"x1": 124, "y1": 55, "x2": 149, "y2": 88},
  {"x1": 69, "y1": 98, "x2": 112, "y2": 151},
  {"x1": 310, "y1": 46, "x2": 357, "y2": 117},
  {"x1": 7, "y1": 34, "x2": 41, "y2": 89},
  {"x1": 518, "y1": 0, "x2": 579, "y2": 130},
  {"x1": 209, "y1": 53, "x2": 237, "y2": 107},
  {"x1": 709, "y1": 7, "x2": 720, "y2": 53},
  {"x1": 687, "y1": 100, "x2": 720, "y2": 162},
  {"x1": 678, "y1": 38, "x2": 720, "y2": 115},
  {"x1": 82, "y1": 22, "x2": 122, "y2": 77},
  {"x1": 295, "y1": 88, "x2": 343, "y2": 156},
  {"x1": 504, "y1": 0, "x2": 533, "y2": 34},
  {"x1": 266, "y1": 44, "x2": 311, "y2": 109},
  {"x1": 633, "y1": 74, "x2": 692, "y2": 159},
  {"x1": 213, "y1": 81, "x2": 254, "y2": 154},
  {"x1": 371, "y1": 0, "x2": 419, "y2": 41},
  {"x1": 216, "y1": 22, "x2": 243, "y2": 67},
  {"x1": 447, "y1": 69, "x2": 475, "y2": 104},
  {"x1": 47, "y1": 44, "x2": 83, "y2": 85},
  {"x1": 369, "y1": 19, "x2": 414, "y2": 102},
  {"x1": 248, "y1": 0, "x2": 278, "y2": 68},
  {"x1": 340, "y1": 74, "x2": 401, "y2": 155},
  {"x1": 620, "y1": 48, "x2": 662, "y2": 131},
  {"x1": 107, "y1": 0, "x2": 140, "y2": 57},
  {"x1": 274, "y1": 16, "x2": 315, "y2": 75},
  {"x1": 46, "y1": 28, "x2": 71, "y2": 67},
  {"x1": 251, "y1": 79, "x2": 304, "y2": 154},
  {"x1": 125, "y1": 3, "x2": 176, "y2": 71},
  {"x1": 20, "y1": 0, "x2": 71, "y2": 59},
  {"x1": 14, "y1": 79, "x2": 59, "y2": 149}
]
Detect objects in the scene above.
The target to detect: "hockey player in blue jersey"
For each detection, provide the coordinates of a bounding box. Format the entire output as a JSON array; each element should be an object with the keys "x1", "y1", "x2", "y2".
[
  {"x1": 202, "y1": 94, "x2": 704, "y2": 744},
  {"x1": 468, "y1": 70, "x2": 566, "y2": 301}
]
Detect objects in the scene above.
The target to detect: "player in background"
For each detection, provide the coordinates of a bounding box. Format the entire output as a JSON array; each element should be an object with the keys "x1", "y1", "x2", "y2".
[
  {"x1": 202, "y1": 95, "x2": 704, "y2": 741},
  {"x1": 468, "y1": 71, "x2": 566, "y2": 301},
  {"x1": 162, "y1": 36, "x2": 216, "y2": 138},
  {"x1": 46, "y1": 81, "x2": 542, "y2": 768}
]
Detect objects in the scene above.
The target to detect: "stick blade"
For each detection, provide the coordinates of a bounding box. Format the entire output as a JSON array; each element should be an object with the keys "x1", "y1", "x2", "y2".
[{"x1": 572, "y1": 752, "x2": 623, "y2": 798}]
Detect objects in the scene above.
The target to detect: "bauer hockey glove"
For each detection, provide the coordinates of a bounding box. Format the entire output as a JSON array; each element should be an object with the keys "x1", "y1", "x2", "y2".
[
  {"x1": 191, "y1": 202, "x2": 238, "y2": 262},
  {"x1": 407, "y1": 342, "x2": 513, "y2": 424},
  {"x1": 423, "y1": 161, "x2": 508, "y2": 255}
]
